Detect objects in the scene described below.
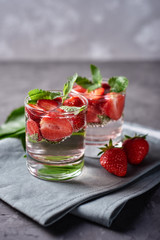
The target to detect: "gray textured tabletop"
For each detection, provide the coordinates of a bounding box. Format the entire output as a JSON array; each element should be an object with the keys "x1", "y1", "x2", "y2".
[{"x1": 0, "y1": 61, "x2": 160, "y2": 240}]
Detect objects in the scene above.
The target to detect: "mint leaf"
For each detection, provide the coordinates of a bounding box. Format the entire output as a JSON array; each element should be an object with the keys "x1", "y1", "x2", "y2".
[
  {"x1": 28, "y1": 133, "x2": 39, "y2": 143},
  {"x1": 28, "y1": 89, "x2": 61, "y2": 103},
  {"x1": 0, "y1": 106, "x2": 25, "y2": 138},
  {"x1": 90, "y1": 64, "x2": 102, "y2": 85},
  {"x1": 60, "y1": 105, "x2": 86, "y2": 115},
  {"x1": 87, "y1": 83, "x2": 101, "y2": 92},
  {"x1": 63, "y1": 73, "x2": 78, "y2": 102},
  {"x1": 76, "y1": 77, "x2": 93, "y2": 89},
  {"x1": 0, "y1": 106, "x2": 26, "y2": 150},
  {"x1": 108, "y1": 76, "x2": 129, "y2": 93},
  {"x1": 75, "y1": 65, "x2": 102, "y2": 92},
  {"x1": 76, "y1": 77, "x2": 101, "y2": 92}
]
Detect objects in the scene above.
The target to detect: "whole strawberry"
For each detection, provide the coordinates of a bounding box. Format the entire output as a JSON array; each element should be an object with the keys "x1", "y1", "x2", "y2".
[
  {"x1": 98, "y1": 140, "x2": 127, "y2": 177},
  {"x1": 123, "y1": 134, "x2": 149, "y2": 165}
]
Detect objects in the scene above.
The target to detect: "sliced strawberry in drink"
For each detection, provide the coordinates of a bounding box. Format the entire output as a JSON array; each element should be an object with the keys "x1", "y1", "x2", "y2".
[
  {"x1": 25, "y1": 104, "x2": 44, "y2": 123},
  {"x1": 88, "y1": 88, "x2": 104, "y2": 99},
  {"x1": 88, "y1": 87, "x2": 105, "y2": 100},
  {"x1": 88, "y1": 98, "x2": 104, "y2": 115},
  {"x1": 73, "y1": 85, "x2": 87, "y2": 93},
  {"x1": 40, "y1": 113, "x2": 73, "y2": 141},
  {"x1": 63, "y1": 96, "x2": 84, "y2": 107},
  {"x1": 26, "y1": 118, "x2": 42, "y2": 140},
  {"x1": 71, "y1": 112, "x2": 85, "y2": 132},
  {"x1": 101, "y1": 83, "x2": 110, "y2": 94},
  {"x1": 37, "y1": 99, "x2": 59, "y2": 111},
  {"x1": 86, "y1": 108, "x2": 101, "y2": 124},
  {"x1": 54, "y1": 97, "x2": 62, "y2": 104},
  {"x1": 103, "y1": 92, "x2": 125, "y2": 120}
]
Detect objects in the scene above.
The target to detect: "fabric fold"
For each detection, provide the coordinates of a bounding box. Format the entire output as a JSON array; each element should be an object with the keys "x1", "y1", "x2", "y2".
[{"x1": 0, "y1": 122, "x2": 159, "y2": 227}]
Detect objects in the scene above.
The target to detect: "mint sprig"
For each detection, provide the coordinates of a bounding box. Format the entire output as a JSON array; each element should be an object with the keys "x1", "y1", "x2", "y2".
[
  {"x1": 28, "y1": 89, "x2": 61, "y2": 104},
  {"x1": 62, "y1": 73, "x2": 78, "y2": 102},
  {"x1": 76, "y1": 65, "x2": 102, "y2": 92},
  {"x1": 90, "y1": 64, "x2": 102, "y2": 85},
  {"x1": 108, "y1": 76, "x2": 128, "y2": 93},
  {"x1": 60, "y1": 105, "x2": 86, "y2": 115},
  {"x1": 27, "y1": 73, "x2": 78, "y2": 104},
  {"x1": 75, "y1": 65, "x2": 129, "y2": 93}
]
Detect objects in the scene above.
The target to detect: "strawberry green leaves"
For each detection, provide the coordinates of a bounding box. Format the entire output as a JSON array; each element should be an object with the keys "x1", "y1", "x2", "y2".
[
  {"x1": 76, "y1": 65, "x2": 102, "y2": 92},
  {"x1": 62, "y1": 73, "x2": 78, "y2": 102},
  {"x1": 108, "y1": 76, "x2": 129, "y2": 93}
]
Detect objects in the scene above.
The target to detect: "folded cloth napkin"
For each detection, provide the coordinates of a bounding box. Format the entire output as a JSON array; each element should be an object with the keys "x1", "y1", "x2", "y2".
[{"x1": 0, "y1": 122, "x2": 160, "y2": 227}]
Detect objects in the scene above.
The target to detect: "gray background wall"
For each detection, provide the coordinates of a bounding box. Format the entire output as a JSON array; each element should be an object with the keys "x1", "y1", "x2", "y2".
[{"x1": 0, "y1": 0, "x2": 160, "y2": 61}]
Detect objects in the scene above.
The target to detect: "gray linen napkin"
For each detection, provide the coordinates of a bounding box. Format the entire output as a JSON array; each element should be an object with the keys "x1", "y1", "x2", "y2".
[{"x1": 0, "y1": 122, "x2": 160, "y2": 227}]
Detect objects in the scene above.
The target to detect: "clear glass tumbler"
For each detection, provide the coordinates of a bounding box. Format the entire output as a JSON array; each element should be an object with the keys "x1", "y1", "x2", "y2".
[
  {"x1": 25, "y1": 91, "x2": 88, "y2": 181},
  {"x1": 72, "y1": 83, "x2": 126, "y2": 157}
]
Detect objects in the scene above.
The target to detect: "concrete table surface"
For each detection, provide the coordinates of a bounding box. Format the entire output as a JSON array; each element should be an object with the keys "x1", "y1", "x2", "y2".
[{"x1": 0, "y1": 61, "x2": 160, "y2": 240}]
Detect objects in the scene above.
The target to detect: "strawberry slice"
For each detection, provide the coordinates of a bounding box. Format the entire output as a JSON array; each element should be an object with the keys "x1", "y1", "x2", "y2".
[
  {"x1": 25, "y1": 104, "x2": 44, "y2": 123},
  {"x1": 63, "y1": 96, "x2": 84, "y2": 107},
  {"x1": 73, "y1": 85, "x2": 87, "y2": 93},
  {"x1": 37, "y1": 99, "x2": 59, "y2": 111},
  {"x1": 71, "y1": 112, "x2": 85, "y2": 132},
  {"x1": 88, "y1": 98, "x2": 105, "y2": 115},
  {"x1": 26, "y1": 118, "x2": 42, "y2": 140},
  {"x1": 40, "y1": 113, "x2": 73, "y2": 141},
  {"x1": 88, "y1": 87, "x2": 105, "y2": 100},
  {"x1": 103, "y1": 93, "x2": 125, "y2": 120},
  {"x1": 101, "y1": 83, "x2": 110, "y2": 94},
  {"x1": 86, "y1": 108, "x2": 101, "y2": 124}
]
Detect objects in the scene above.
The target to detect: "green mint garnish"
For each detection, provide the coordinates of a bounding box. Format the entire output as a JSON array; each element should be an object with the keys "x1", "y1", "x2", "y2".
[
  {"x1": 28, "y1": 133, "x2": 39, "y2": 143},
  {"x1": 62, "y1": 73, "x2": 78, "y2": 102},
  {"x1": 97, "y1": 114, "x2": 110, "y2": 124},
  {"x1": 90, "y1": 64, "x2": 102, "y2": 85},
  {"x1": 76, "y1": 77, "x2": 93, "y2": 89},
  {"x1": 108, "y1": 76, "x2": 129, "y2": 93},
  {"x1": 60, "y1": 105, "x2": 86, "y2": 115},
  {"x1": 0, "y1": 106, "x2": 26, "y2": 150},
  {"x1": 28, "y1": 73, "x2": 78, "y2": 104},
  {"x1": 76, "y1": 65, "x2": 129, "y2": 93},
  {"x1": 28, "y1": 89, "x2": 61, "y2": 104},
  {"x1": 76, "y1": 65, "x2": 102, "y2": 92}
]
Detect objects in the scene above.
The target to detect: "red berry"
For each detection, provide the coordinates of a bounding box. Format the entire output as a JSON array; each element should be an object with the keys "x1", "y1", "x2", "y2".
[
  {"x1": 73, "y1": 85, "x2": 87, "y2": 93},
  {"x1": 101, "y1": 83, "x2": 110, "y2": 93},
  {"x1": 63, "y1": 96, "x2": 84, "y2": 107},
  {"x1": 71, "y1": 112, "x2": 85, "y2": 132},
  {"x1": 37, "y1": 99, "x2": 59, "y2": 111},
  {"x1": 100, "y1": 143, "x2": 127, "y2": 177},
  {"x1": 40, "y1": 113, "x2": 73, "y2": 142},
  {"x1": 86, "y1": 108, "x2": 101, "y2": 123},
  {"x1": 123, "y1": 136, "x2": 149, "y2": 165},
  {"x1": 88, "y1": 87, "x2": 105, "y2": 100},
  {"x1": 26, "y1": 118, "x2": 42, "y2": 140},
  {"x1": 103, "y1": 92, "x2": 125, "y2": 120},
  {"x1": 25, "y1": 104, "x2": 44, "y2": 123}
]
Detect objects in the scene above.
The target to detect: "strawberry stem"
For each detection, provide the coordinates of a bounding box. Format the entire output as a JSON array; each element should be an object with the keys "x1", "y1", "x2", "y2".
[
  {"x1": 123, "y1": 133, "x2": 148, "y2": 141},
  {"x1": 97, "y1": 139, "x2": 115, "y2": 156}
]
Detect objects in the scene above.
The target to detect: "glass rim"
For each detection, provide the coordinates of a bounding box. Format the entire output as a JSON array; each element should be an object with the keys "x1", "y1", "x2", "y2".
[{"x1": 24, "y1": 90, "x2": 88, "y2": 115}]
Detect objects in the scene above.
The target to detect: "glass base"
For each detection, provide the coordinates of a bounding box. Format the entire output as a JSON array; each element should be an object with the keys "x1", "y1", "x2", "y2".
[
  {"x1": 26, "y1": 154, "x2": 84, "y2": 181},
  {"x1": 85, "y1": 136, "x2": 122, "y2": 158}
]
